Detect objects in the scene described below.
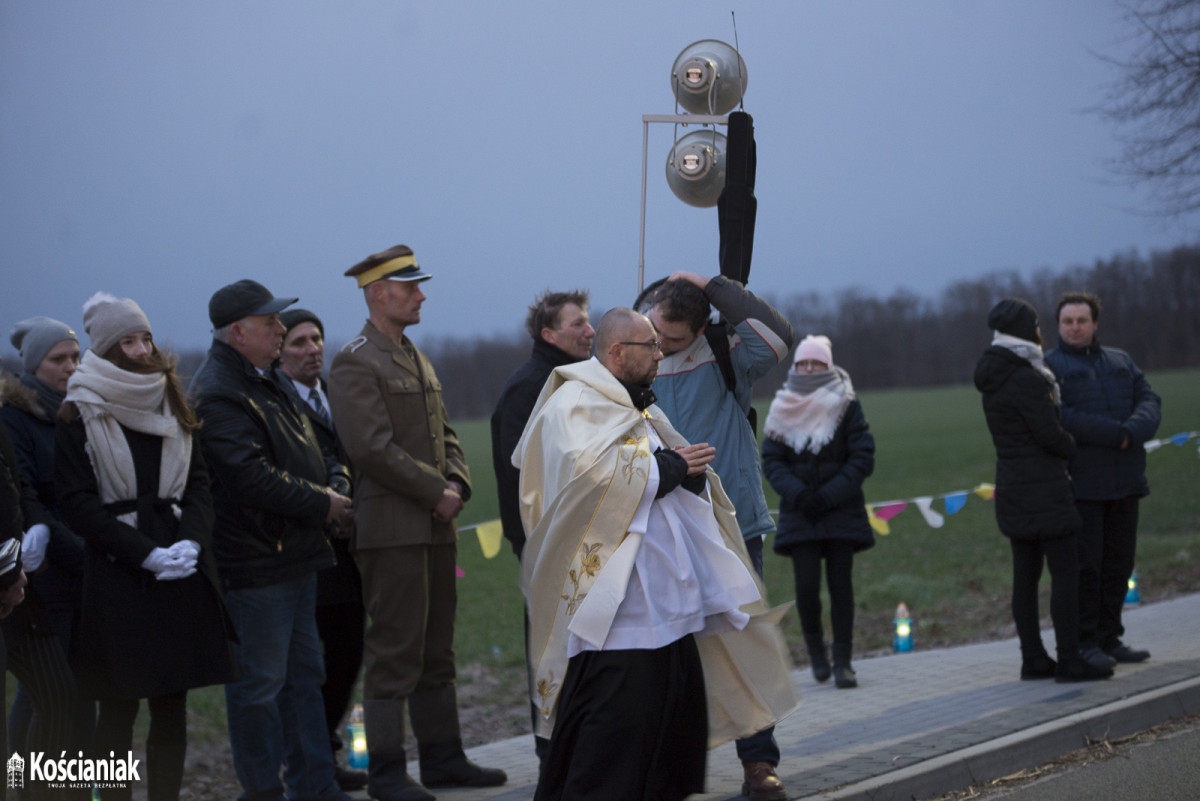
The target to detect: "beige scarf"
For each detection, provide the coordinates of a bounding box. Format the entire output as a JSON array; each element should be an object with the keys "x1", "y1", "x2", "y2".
[
  {"x1": 65, "y1": 350, "x2": 190, "y2": 527},
  {"x1": 763, "y1": 367, "x2": 855, "y2": 454}
]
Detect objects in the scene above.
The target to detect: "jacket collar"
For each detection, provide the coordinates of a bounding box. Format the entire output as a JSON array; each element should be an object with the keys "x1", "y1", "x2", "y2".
[
  {"x1": 531, "y1": 337, "x2": 580, "y2": 368},
  {"x1": 1055, "y1": 336, "x2": 1102, "y2": 358},
  {"x1": 209, "y1": 339, "x2": 275, "y2": 383}
]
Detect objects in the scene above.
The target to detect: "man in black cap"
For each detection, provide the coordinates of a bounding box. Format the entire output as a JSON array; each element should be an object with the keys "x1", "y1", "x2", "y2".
[
  {"x1": 270, "y1": 309, "x2": 367, "y2": 792},
  {"x1": 328, "y1": 245, "x2": 505, "y2": 801},
  {"x1": 191, "y1": 280, "x2": 355, "y2": 801}
]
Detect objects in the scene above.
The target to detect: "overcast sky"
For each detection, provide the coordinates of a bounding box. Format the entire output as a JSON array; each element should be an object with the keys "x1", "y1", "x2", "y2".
[{"x1": 3, "y1": 1, "x2": 1197, "y2": 356}]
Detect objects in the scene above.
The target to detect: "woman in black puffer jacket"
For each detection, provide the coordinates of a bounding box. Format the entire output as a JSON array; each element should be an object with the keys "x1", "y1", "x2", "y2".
[
  {"x1": 974, "y1": 299, "x2": 1111, "y2": 683},
  {"x1": 762, "y1": 335, "x2": 874, "y2": 689}
]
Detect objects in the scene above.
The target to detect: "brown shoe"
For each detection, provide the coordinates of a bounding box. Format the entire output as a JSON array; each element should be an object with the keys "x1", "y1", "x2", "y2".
[{"x1": 741, "y1": 761, "x2": 788, "y2": 801}]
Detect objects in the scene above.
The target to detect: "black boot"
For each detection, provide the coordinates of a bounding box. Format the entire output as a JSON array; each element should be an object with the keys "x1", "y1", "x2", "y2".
[
  {"x1": 804, "y1": 632, "x2": 831, "y2": 683},
  {"x1": 418, "y1": 740, "x2": 507, "y2": 788},
  {"x1": 1020, "y1": 647, "x2": 1057, "y2": 680},
  {"x1": 364, "y1": 699, "x2": 434, "y2": 801},
  {"x1": 366, "y1": 753, "x2": 435, "y2": 801},
  {"x1": 832, "y1": 642, "x2": 857, "y2": 689}
]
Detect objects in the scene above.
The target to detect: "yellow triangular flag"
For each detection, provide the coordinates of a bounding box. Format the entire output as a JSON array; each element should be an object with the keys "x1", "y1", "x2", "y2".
[
  {"x1": 973, "y1": 483, "x2": 995, "y2": 501},
  {"x1": 475, "y1": 520, "x2": 504, "y2": 559},
  {"x1": 867, "y1": 507, "x2": 891, "y2": 535}
]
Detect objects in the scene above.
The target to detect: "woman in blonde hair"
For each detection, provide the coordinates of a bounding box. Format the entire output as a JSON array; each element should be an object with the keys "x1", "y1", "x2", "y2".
[
  {"x1": 55, "y1": 293, "x2": 234, "y2": 801},
  {"x1": 762, "y1": 335, "x2": 875, "y2": 689}
]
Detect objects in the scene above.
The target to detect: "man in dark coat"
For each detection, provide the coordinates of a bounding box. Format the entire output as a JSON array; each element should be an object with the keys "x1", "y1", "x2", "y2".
[
  {"x1": 271, "y1": 309, "x2": 366, "y2": 792},
  {"x1": 191, "y1": 280, "x2": 354, "y2": 801},
  {"x1": 1046, "y1": 291, "x2": 1162, "y2": 666},
  {"x1": 489, "y1": 288, "x2": 593, "y2": 763}
]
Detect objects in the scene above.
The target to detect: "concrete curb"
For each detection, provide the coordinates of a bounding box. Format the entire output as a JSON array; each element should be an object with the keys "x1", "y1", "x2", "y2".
[{"x1": 794, "y1": 676, "x2": 1200, "y2": 801}]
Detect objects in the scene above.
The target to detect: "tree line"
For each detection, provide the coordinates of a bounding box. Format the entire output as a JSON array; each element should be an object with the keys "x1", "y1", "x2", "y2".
[{"x1": 426, "y1": 244, "x2": 1200, "y2": 419}]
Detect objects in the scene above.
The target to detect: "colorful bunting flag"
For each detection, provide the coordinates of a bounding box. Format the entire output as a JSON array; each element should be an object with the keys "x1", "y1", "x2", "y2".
[
  {"x1": 867, "y1": 507, "x2": 891, "y2": 535},
  {"x1": 944, "y1": 493, "x2": 968, "y2": 515},
  {"x1": 914, "y1": 497, "x2": 944, "y2": 528},
  {"x1": 973, "y1": 483, "x2": 995, "y2": 500},
  {"x1": 475, "y1": 520, "x2": 504, "y2": 559},
  {"x1": 1169, "y1": 432, "x2": 1191, "y2": 446}
]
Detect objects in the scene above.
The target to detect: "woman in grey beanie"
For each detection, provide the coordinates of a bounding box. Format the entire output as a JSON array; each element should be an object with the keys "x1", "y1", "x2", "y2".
[{"x1": 0, "y1": 314, "x2": 89, "y2": 768}]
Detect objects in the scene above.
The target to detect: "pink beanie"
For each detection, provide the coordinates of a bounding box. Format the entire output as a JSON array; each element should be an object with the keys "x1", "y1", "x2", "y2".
[{"x1": 794, "y1": 335, "x2": 833, "y2": 368}]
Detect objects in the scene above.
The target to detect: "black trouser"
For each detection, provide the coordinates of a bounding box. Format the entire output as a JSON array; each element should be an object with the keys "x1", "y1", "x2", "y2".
[
  {"x1": 315, "y1": 599, "x2": 365, "y2": 752},
  {"x1": 1010, "y1": 535, "x2": 1079, "y2": 662},
  {"x1": 1076, "y1": 497, "x2": 1139, "y2": 650},
  {"x1": 790, "y1": 539, "x2": 856, "y2": 647},
  {"x1": 93, "y1": 692, "x2": 187, "y2": 801}
]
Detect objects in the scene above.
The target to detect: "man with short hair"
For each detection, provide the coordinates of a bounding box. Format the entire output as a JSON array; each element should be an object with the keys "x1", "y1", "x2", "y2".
[
  {"x1": 489, "y1": 289, "x2": 594, "y2": 763},
  {"x1": 1046, "y1": 291, "x2": 1161, "y2": 667},
  {"x1": 328, "y1": 245, "x2": 505, "y2": 801},
  {"x1": 515, "y1": 307, "x2": 795, "y2": 800},
  {"x1": 191, "y1": 279, "x2": 354, "y2": 801},
  {"x1": 640, "y1": 271, "x2": 796, "y2": 800},
  {"x1": 491, "y1": 289, "x2": 594, "y2": 560},
  {"x1": 272, "y1": 309, "x2": 367, "y2": 792}
]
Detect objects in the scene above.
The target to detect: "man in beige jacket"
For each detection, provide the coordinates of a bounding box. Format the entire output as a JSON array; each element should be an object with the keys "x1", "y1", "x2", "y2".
[{"x1": 328, "y1": 244, "x2": 504, "y2": 801}]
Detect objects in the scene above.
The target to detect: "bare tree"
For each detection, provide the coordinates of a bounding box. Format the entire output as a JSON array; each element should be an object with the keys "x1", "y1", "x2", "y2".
[{"x1": 1101, "y1": 0, "x2": 1200, "y2": 216}]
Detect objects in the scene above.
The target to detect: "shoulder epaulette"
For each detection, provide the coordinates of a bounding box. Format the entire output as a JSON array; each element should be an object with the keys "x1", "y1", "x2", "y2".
[{"x1": 342, "y1": 336, "x2": 368, "y2": 353}]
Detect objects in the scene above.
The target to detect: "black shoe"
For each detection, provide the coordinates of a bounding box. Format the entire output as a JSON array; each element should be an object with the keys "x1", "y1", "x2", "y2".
[
  {"x1": 1055, "y1": 656, "x2": 1113, "y2": 683},
  {"x1": 810, "y1": 651, "x2": 832, "y2": 683},
  {"x1": 335, "y1": 765, "x2": 368, "y2": 792},
  {"x1": 1020, "y1": 654, "x2": 1057, "y2": 680},
  {"x1": 1104, "y1": 640, "x2": 1150, "y2": 663},
  {"x1": 833, "y1": 664, "x2": 858, "y2": 689},
  {"x1": 1080, "y1": 645, "x2": 1118, "y2": 669},
  {"x1": 419, "y1": 740, "x2": 507, "y2": 789}
]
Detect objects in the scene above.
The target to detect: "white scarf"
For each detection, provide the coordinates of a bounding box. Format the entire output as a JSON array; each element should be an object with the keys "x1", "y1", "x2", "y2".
[
  {"x1": 763, "y1": 366, "x2": 855, "y2": 455},
  {"x1": 64, "y1": 350, "x2": 190, "y2": 527},
  {"x1": 991, "y1": 331, "x2": 1061, "y2": 405}
]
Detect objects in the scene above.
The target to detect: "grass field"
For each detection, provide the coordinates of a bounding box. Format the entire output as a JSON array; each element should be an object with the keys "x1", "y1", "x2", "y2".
[
  {"x1": 448, "y1": 367, "x2": 1200, "y2": 669},
  {"x1": 118, "y1": 368, "x2": 1200, "y2": 746}
]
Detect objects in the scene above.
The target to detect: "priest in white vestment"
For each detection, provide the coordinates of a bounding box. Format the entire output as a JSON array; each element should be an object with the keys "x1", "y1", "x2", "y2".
[{"x1": 514, "y1": 308, "x2": 797, "y2": 801}]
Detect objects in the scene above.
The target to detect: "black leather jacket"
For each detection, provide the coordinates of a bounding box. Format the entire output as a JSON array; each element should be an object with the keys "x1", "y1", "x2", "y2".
[{"x1": 190, "y1": 340, "x2": 340, "y2": 589}]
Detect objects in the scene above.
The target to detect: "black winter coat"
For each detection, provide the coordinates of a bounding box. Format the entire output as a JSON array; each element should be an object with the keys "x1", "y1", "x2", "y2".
[
  {"x1": 0, "y1": 378, "x2": 85, "y2": 613},
  {"x1": 490, "y1": 339, "x2": 579, "y2": 558},
  {"x1": 190, "y1": 341, "x2": 337, "y2": 589},
  {"x1": 1044, "y1": 339, "x2": 1161, "y2": 501},
  {"x1": 974, "y1": 346, "x2": 1080, "y2": 541},
  {"x1": 763, "y1": 400, "x2": 876, "y2": 554},
  {"x1": 55, "y1": 417, "x2": 236, "y2": 700}
]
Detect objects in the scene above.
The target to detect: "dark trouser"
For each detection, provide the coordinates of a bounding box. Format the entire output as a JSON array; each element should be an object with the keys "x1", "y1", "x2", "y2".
[
  {"x1": 534, "y1": 636, "x2": 707, "y2": 801},
  {"x1": 1076, "y1": 497, "x2": 1139, "y2": 650},
  {"x1": 789, "y1": 539, "x2": 856, "y2": 647},
  {"x1": 315, "y1": 599, "x2": 365, "y2": 752},
  {"x1": 734, "y1": 536, "x2": 780, "y2": 765},
  {"x1": 93, "y1": 692, "x2": 188, "y2": 801},
  {"x1": 1010, "y1": 535, "x2": 1079, "y2": 662}
]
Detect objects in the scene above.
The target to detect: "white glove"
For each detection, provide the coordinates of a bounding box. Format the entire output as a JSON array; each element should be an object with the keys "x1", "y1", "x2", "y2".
[
  {"x1": 141, "y1": 547, "x2": 182, "y2": 575},
  {"x1": 21, "y1": 524, "x2": 49, "y2": 572},
  {"x1": 156, "y1": 562, "x2": 198, "y2": 581},
  {"x1": 168, "y1": 540, "x2": 200, "y2": 560}
]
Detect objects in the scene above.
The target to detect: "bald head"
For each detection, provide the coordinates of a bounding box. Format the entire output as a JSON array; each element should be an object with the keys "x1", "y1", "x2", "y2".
[{"x1": 595, "y1": 307, "x2": 661, "y2": 385}]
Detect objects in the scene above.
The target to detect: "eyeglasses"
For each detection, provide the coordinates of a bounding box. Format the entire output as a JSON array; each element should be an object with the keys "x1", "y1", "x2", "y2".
[{"x1": 619, "y1": 338, "x2": 663, "y2": 353}]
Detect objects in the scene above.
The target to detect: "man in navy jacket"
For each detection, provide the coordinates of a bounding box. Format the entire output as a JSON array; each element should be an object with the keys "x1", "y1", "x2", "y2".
[{"x1": 1046, "y1": 291, "x2": 1161, "y2": 667}]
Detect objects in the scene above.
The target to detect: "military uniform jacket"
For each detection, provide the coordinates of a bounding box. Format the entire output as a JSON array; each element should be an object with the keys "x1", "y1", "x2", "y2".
[{"x1": 328, "y1": 321, "x2": 470, "y2": 550}]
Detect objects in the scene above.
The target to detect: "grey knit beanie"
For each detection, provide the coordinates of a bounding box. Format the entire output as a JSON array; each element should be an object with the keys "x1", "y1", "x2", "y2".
[
  {"x1": 9, "y1": 316, "x2": 78, "y2": 374},
  {"x1": 82, "y1": 292, "x2": 152, "y2": 356}
]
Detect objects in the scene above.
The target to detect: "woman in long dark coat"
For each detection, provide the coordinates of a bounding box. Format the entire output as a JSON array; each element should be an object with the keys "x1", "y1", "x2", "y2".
[
  {"x1": 55, "y1": 293, "x2": 235, "y2": 801},
  {"x1": 973, "y1": 298, "x2": 1111, "y2": 683},
  {"x1": 762, "y1": 335, "x2": 874, "y2": 689}
]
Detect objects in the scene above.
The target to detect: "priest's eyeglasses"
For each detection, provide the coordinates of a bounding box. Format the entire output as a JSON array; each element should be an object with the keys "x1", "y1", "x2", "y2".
[{"x1": 619, "y1": 338, "x2": 662, "y2": 354}]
